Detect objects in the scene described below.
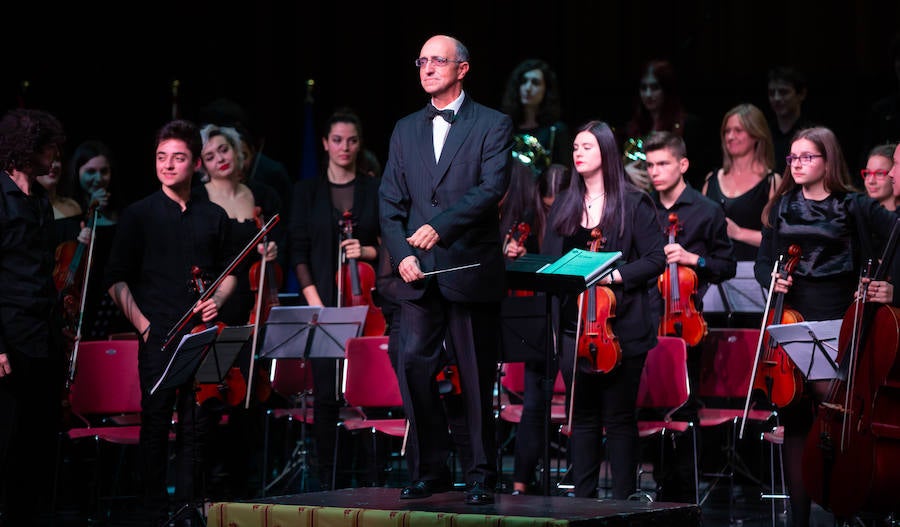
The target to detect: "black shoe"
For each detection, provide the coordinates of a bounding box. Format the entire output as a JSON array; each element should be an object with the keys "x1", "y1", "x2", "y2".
[
  {"x1": 400, "y1": 480, "x2": 451, "y2": 499},
  {"x1": 465, "y1": 482, "x2": 494, "y2": 505}
]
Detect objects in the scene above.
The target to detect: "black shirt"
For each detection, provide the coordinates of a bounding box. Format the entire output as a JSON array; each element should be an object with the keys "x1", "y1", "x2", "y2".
[
  {"x1": 103, "y1": 189, "x2": 234, "y2": 336},
  {"x1": 0, "y1": 172, "x2": 58, "y2": 358},
  {"x1": 650, "y1": 184, "x2": 737, "y2": 305}
]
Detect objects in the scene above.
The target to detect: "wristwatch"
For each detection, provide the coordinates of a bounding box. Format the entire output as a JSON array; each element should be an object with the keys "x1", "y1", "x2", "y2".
[{"x1": 696, "y1": 256, "x2": 706, "y2": 269}]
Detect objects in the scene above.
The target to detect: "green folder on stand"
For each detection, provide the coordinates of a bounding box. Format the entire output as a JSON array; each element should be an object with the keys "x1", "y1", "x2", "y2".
[{"x1": 506, "y1": 248, "x2": 622, "y2": 295}]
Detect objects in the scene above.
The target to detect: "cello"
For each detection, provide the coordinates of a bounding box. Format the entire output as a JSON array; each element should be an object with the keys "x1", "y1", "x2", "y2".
[
  {"x1": 657, "y1": 213, "x2": 707, "y2": 346},
  {"x1": 336, "y1": 210, "x2": 386, "y2": 336},
  {"x1": 754, "y1": 244, "x2": 805, "y2": 408},
  {"x1": 575, "y1": 227, "x2": 621, "y2": 374},
  {"x1": 802, "y1": 219, "x2": 900, "y2": 519}
]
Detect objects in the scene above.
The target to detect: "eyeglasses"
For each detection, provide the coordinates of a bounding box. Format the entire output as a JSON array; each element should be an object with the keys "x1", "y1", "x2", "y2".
[
  {"x1": 860, "y1": 169, "x2": 890, "y2": 180},
  {"x1": 785, "y1": 153, "x2": 824, "y2": 166},
  {"x1": 415, "y1": 56, "x2": 463, "y2": 68}
]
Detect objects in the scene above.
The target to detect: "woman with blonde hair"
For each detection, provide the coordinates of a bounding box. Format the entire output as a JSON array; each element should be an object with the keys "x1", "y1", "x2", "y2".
[{"x1": 703, "y1": 103, "x2": 781, "y2": 262}]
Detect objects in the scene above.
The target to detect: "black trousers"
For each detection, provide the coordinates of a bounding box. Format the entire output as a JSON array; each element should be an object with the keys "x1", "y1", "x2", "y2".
[
  {"x1": 559, "y1": 331, "x2": 645, "y2": 499},
  {"x1": 139, "y1": 334, "x2": 213, "y2": 517},
  {"x1": 396, "y1": 282, "x2": 499, "y2": 486},
  {"x1": 0, "y1": 351, "x2": 63, "y2": 526}
]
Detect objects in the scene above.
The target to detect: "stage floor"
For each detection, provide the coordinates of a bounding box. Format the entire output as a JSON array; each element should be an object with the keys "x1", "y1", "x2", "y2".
[{"x1": 207, "y1": 487, "x2": 701, "y2": 527}]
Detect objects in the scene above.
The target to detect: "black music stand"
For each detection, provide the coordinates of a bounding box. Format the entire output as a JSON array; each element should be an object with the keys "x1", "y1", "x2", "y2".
[
  {"x1": 505, "y1": 250, "x2": 622, "y2": 495},
  {"x1": 258, "y1": 305, "x2": 368, "y2": 493},
  {"x1": 766, "y1": 319, "x2": 843, "y2": 381},
  {"x1": 195, "y1": 325, "x2": 254, "y2": 385},
  {"x1": 150, "y1": 325, "x2": 251, "y2": 527},
  {"x1": 150, "y1": 326, "x2": 219, "y2": 395}
]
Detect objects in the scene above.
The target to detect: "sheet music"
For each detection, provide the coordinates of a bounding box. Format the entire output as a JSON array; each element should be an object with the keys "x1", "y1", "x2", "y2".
[{"x1": 766, "y1": 319, "x2": 843, "y2": 380}]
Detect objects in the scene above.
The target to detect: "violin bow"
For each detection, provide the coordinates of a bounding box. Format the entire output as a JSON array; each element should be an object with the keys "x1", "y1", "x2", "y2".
[
  {"x1": 245, "y1": 213, "x2": 273, "y2": 409},
  {"x1": 162, "y1": 213, "x2": 280, "y2": 353},
  {"x1": 65, "y1": 207, "x2": 101, "y2": 390}
]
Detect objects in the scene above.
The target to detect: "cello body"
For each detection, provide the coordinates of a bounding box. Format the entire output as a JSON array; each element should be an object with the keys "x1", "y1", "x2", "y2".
[{"x1": 802, "y1": 302, "x2": 900, "y2": 518}]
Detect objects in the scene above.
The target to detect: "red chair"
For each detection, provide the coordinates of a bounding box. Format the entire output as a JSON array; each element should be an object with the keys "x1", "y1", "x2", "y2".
[
  {"x1": 333, "y1": 336, "x2": 407, "y2": 489},
  {"x1": 695, "y1": 328, "x2": 777, "y2": 519},
  {"x1": 52, "y1": 339, "x2": 154, "y2": 519},
  {"x1": 261, "y1": 358, "x2": 315, "y2": 495},
  {"x1": 635, "y1": 336, "x2": 698, "y2": 503},
  {"x1": 497, "y1": 361, "x2": 568, "y2": 489}
]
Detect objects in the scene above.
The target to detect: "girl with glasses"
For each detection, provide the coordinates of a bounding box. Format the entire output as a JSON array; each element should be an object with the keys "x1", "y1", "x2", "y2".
[
  {"x1": 861, "y1": 143, "x2": 897, "y2": 211},
  {"x1": 754, "y1": 127, "x2": 899, "y2": 527}
]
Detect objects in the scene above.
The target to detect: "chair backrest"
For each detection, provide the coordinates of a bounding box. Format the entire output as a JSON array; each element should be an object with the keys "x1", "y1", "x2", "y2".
[
  {"x1": 637, "y1": 336, "x2": 689, "y2": 410},
  {"x1": 271, "y1": 358, "x2": 314, "y2": 398},
  {"x1": 500, "y1": 362, "x2": 525, "y2": 398},
  {"x1": 69, "y1": 340, "x2": 141, "y2": 416},
  {"x1": 697, "y1": 328, "x2": 760, "y2": 399},
  {"x1": 501, "y1": 362, "x2": 565, "y2": 396},
  {"x1": 343, "y1": 336, "x2": 401, "y2": 408}
]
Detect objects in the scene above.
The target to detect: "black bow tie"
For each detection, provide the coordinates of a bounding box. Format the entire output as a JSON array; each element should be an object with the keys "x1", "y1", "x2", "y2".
[{"x1": 425, "y1": 104, "x2": 455, "y2": 123}]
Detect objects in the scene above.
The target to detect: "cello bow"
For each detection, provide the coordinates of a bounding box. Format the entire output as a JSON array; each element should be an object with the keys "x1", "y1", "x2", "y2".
[{"x1": 161, "y1": 213, "x2": 280, "y2": 353}]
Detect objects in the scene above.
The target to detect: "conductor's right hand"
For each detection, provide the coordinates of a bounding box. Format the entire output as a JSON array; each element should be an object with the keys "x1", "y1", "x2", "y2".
[{"x1": 398, "y1": 255, "x2": 425, "y2": 283}]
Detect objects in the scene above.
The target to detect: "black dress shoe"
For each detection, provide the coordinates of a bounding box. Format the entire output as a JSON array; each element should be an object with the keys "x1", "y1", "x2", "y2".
[
  {"x1": 465, "y1": 482, "x2": 494, "y2": 505},
  {"x1": 400, "y1": 480, "x2": 450, "y2": 499}
]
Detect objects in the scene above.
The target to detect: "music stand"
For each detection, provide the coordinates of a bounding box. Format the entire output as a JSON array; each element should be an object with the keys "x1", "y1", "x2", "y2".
[
  {"x1": 702, "y1": 261, "x2": 767, "y2": 327},
  {"x1": 500, "y1": 295, "x2": 548, "y2": 363},
  {"x1": 505, "y1": 249, "x2": 622, "y2": 495},
  {"x1": 259, "y1": 305, "x2": 368, "y2": 361},
  {"x1": 150, "y1": 326, "x2": 219, "y2": 395},
  {"x1": 258, "y1": 305, "x2": 367, "y2": 493},
  {"x1": 766, "y1": 319, "x2": 843, "y2": 381},
  {"x1": 195, "y1": 325, "x2": 254, "y2": 384}
]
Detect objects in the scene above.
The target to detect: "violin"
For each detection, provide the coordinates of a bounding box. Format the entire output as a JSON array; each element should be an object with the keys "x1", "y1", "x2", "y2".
[
  {"x1": 54, "y1": 205, "x2": 99, "y2": 333},
  {"x1": 245, "y1": 208, "x2": 283, "y2": 407},
  {"x1": 657, "y1": 213, "x2": 707, "y2": 346},
  {"x1": 802, "y1": 219, "x2": 900, "y2": 518},
  {"x1": 58, "y1": 206, "x2": 101, "y2": 389},
  {"x1": 575, "y1": 227, "x2": 621, "y2": 374},
  {"x1": 506, "y1": 221, "x2": 534, "y2": 297},
  {"x1": 336, "y1": 210, "x2": 386, "y2": 336},
  {"x1": 161, "y1": 214, "x2": 280, "y2": 354},
  {"x1": 752, "y1": 244, "x2": 804, "y2": 408},
  {"x1": 188, "y1": 266, "x2": 247, "y2": 408}
]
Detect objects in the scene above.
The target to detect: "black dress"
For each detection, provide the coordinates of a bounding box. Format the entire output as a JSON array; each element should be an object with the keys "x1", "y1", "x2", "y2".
[{"x1": 704, "y1": 169, "x2": 775, "y2": 261}]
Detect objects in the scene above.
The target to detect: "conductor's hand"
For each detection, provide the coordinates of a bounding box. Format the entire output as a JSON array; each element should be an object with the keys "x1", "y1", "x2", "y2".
[
  {"x1": 407, "y1": 224, "x2": 439, "y2": 251},
  {"x1": 398, "y1": 255, "x2": 424, "y2": 283},
  {"x1": 194, "y1": 297, "x2": 220, "y2": 323}
]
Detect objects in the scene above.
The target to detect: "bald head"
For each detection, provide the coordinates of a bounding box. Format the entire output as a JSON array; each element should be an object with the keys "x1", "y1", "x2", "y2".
[{"x1": 418, "y1": 34, "x2": 470, "y2": 106}]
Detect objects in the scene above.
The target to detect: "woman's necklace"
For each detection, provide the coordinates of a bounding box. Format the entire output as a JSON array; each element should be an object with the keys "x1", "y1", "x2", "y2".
[{"x1": 585, "y1": 192, "x2": 605, "y2": 209}]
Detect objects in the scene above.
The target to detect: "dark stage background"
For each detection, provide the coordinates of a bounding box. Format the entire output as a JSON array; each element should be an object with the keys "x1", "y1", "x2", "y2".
[{"x1": 4, "y1": 1, "x2": 899, "y2": 206}]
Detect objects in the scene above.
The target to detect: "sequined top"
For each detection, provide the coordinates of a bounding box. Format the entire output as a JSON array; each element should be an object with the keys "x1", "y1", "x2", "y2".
[{"x1": 757, "y1": 189, "x2": 880, "y2": 321}]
